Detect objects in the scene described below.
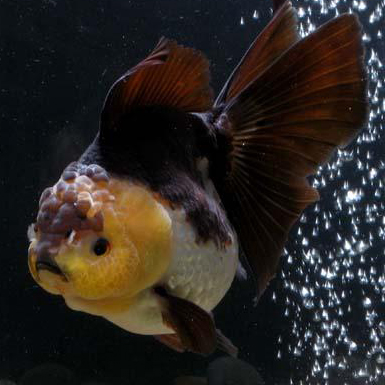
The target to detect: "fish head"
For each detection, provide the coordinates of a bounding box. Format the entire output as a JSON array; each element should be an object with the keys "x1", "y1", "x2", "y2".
[{"x1": 28, "y1": 162, "x2": 172, "y2": 306}]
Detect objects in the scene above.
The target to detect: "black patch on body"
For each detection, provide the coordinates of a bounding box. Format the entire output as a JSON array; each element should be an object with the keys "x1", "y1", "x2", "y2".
[{"x1": 79, "y1": 105, "x2": 232, "y2": 247}]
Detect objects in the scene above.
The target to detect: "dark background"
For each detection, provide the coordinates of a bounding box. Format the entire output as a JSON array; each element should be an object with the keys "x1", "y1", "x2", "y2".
[{"x1": 0, "y1": 0, "x2": 384, "y2": 384}]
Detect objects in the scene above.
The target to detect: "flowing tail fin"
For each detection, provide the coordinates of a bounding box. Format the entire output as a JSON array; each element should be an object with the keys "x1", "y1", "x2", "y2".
[
  {"x1": 215, "y1": 0, "x2": 299, "y2": 105},
  {"x1": 211, "y1": 4, "x2": 368, "y2": 298},
  {"x1": 273, "y1": 0, "x2": 289, "y2": 13}
]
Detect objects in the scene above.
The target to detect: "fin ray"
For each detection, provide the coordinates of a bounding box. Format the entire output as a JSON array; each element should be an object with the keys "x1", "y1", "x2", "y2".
[
  {"x1": 154, "y1": 334, "x2": 186, "y2": 353},
  {"x1": 212, "y1": 14, "x2": 367, "y2": 297},
  {"x1": 101, "y1": 38, "x2": 213, "y2": 131},
  {"x1": 154, "y1": 287, "x2": 237, "y2": 356},
  {"x1": 216, "y1": 1, "x2": 299, "y2": 104}
]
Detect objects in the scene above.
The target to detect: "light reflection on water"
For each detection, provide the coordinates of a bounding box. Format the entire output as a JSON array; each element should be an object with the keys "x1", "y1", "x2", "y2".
[{"x1": 273, "y1": 0, "x2": 384, "y2": 383}]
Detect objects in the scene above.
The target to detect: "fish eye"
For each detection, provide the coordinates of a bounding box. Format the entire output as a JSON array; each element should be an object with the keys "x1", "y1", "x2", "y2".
[{"x1": 92, "y1": 238, "x2": 110, "y2": 256}]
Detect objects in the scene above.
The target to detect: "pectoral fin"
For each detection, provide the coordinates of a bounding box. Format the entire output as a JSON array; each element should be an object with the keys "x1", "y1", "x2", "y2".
[{"x1": 154, "y1": 286, "x2": 238, "y2": 356}]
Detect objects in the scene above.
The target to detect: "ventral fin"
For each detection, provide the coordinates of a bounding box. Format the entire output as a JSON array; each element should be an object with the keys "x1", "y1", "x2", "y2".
[
  {"x1": 215, "y1": 1, "x2": 299, "y2": 105},
  {"x1": 101, "y1": 37, "x2": 213, "y2": 131},
  {"x1": 212, "y1": 14, "x2": 368, "y2": 299},
  {"x1": 154, "y1": 333, "x2": 186, "y2": 353},
  {"x1": 154, "y1": 287, "x2": 237, "y2": 356}
]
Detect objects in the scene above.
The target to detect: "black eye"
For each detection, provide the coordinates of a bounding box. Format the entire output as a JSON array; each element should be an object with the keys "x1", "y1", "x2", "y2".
[{"x1": 93, "y1": 238, "x2": 110, "y2": 256}]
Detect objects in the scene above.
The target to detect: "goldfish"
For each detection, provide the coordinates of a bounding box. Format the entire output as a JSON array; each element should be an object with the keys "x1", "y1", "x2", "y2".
[{"x1": 28, "y1": 0, "x2": 368, "y2": 356}]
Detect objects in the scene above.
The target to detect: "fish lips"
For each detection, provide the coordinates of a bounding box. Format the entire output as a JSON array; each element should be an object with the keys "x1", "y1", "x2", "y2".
[
  {"x1": 35, "y1": 259, "x2": 66, "y2": 279},
  {"x1": 36, "y1": 255, "x2": 68, "y2": 282},
  {"x1": 29, "y1": 243, "x2": 68, "y2": 283}
]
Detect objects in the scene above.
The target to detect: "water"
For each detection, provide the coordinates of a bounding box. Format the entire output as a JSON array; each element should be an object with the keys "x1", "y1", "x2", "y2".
[
  {"x1": 1, "y1": 0, "x2": 384, "y2": 384},
  {"x1": 273, "y1": 1, "x2": 385, "y2": 383}
]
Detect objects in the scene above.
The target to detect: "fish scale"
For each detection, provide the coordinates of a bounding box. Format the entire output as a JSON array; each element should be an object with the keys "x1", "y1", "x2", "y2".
[
  {"x1": 162, "y1": 205, "x2": 238, "y2": 312},
  {"x1": 102, "y1": 203, "x2": 238, "y2": 336}
]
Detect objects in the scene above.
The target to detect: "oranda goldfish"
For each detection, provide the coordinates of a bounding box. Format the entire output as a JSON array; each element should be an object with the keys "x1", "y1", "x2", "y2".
[{"x1": 28, "y1": 0, "x2": 368, "y2": 356}]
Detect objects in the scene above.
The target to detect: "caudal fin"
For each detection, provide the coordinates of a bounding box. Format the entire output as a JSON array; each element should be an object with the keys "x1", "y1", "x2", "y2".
[
  {"x1": 212, "y1": 11, "x2": 368, "y2": 298},
  {"x1": 272, "y1": 0, "x2": 288, "y2": 12},
  {"x1": 216, "y1": 0, "x2": 299, "y2": 105}
]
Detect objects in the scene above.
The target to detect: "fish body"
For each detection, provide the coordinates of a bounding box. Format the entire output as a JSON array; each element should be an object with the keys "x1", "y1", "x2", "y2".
[
  {"x1": 28, "y1": 1, "x2": 368, "y2": 355},
  {"x1": 29, "y1": 113, "x2": 238, "y2": 337},
  {"x1": 61, "y1": 179, "x2": 238, "y2": 336},
  {"x1": 97, "y1": 198, "x2": 238, "y2": 336}
]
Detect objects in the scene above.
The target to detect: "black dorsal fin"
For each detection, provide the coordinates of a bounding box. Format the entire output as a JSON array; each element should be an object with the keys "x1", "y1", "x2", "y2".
[
  {"x1": 101, "y1": 37, "x2": 213, "y2": 131},
  {"x1": 215, "y1": 1, "x2": 299, "y2": 106},
  {"x1": 212, "y1": 14, "x2": 368, "y2": 298}
]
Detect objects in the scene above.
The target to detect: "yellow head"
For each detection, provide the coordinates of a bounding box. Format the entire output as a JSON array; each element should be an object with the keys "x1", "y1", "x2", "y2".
[{"x1": 28, "y1": 163, "x2": 172, "y2": 310}]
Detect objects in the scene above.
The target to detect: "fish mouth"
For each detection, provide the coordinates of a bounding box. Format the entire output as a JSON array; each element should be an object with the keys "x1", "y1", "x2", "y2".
[
  {"x1": 36, "y1": 260, "x2": 62, "y2": 275},
  {"x1": 35, "y1": 260, "x2": 68, "y2": 282}
]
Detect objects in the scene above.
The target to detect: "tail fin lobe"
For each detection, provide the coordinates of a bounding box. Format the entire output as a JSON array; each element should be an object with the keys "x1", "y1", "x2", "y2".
[
  {"x1": 215, "y1": 1, "x2": 299, "y2": 105},
  {"x1": 213, "y1": 14, "x2": 368, "y2": 297}
]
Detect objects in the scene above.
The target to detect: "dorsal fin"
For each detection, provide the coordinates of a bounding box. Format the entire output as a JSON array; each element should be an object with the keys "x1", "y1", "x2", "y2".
[
  {"x1": 101, "y1": 37, "x2": 213, "y2": 131},
  {"x1": 215, "y1": 1, "x2": 299, "y2": 105}
]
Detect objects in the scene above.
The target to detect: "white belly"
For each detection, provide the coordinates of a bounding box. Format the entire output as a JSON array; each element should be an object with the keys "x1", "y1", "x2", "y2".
[
  {"x1": 161, "y1": 206, "x2": 239, "y2": 311},
  {"x1": 101, "y1": 204, "x2": 238, "y2": 336},
  {"x1": 162, "y1": 159, "x2": 239, "y2": 311}
]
